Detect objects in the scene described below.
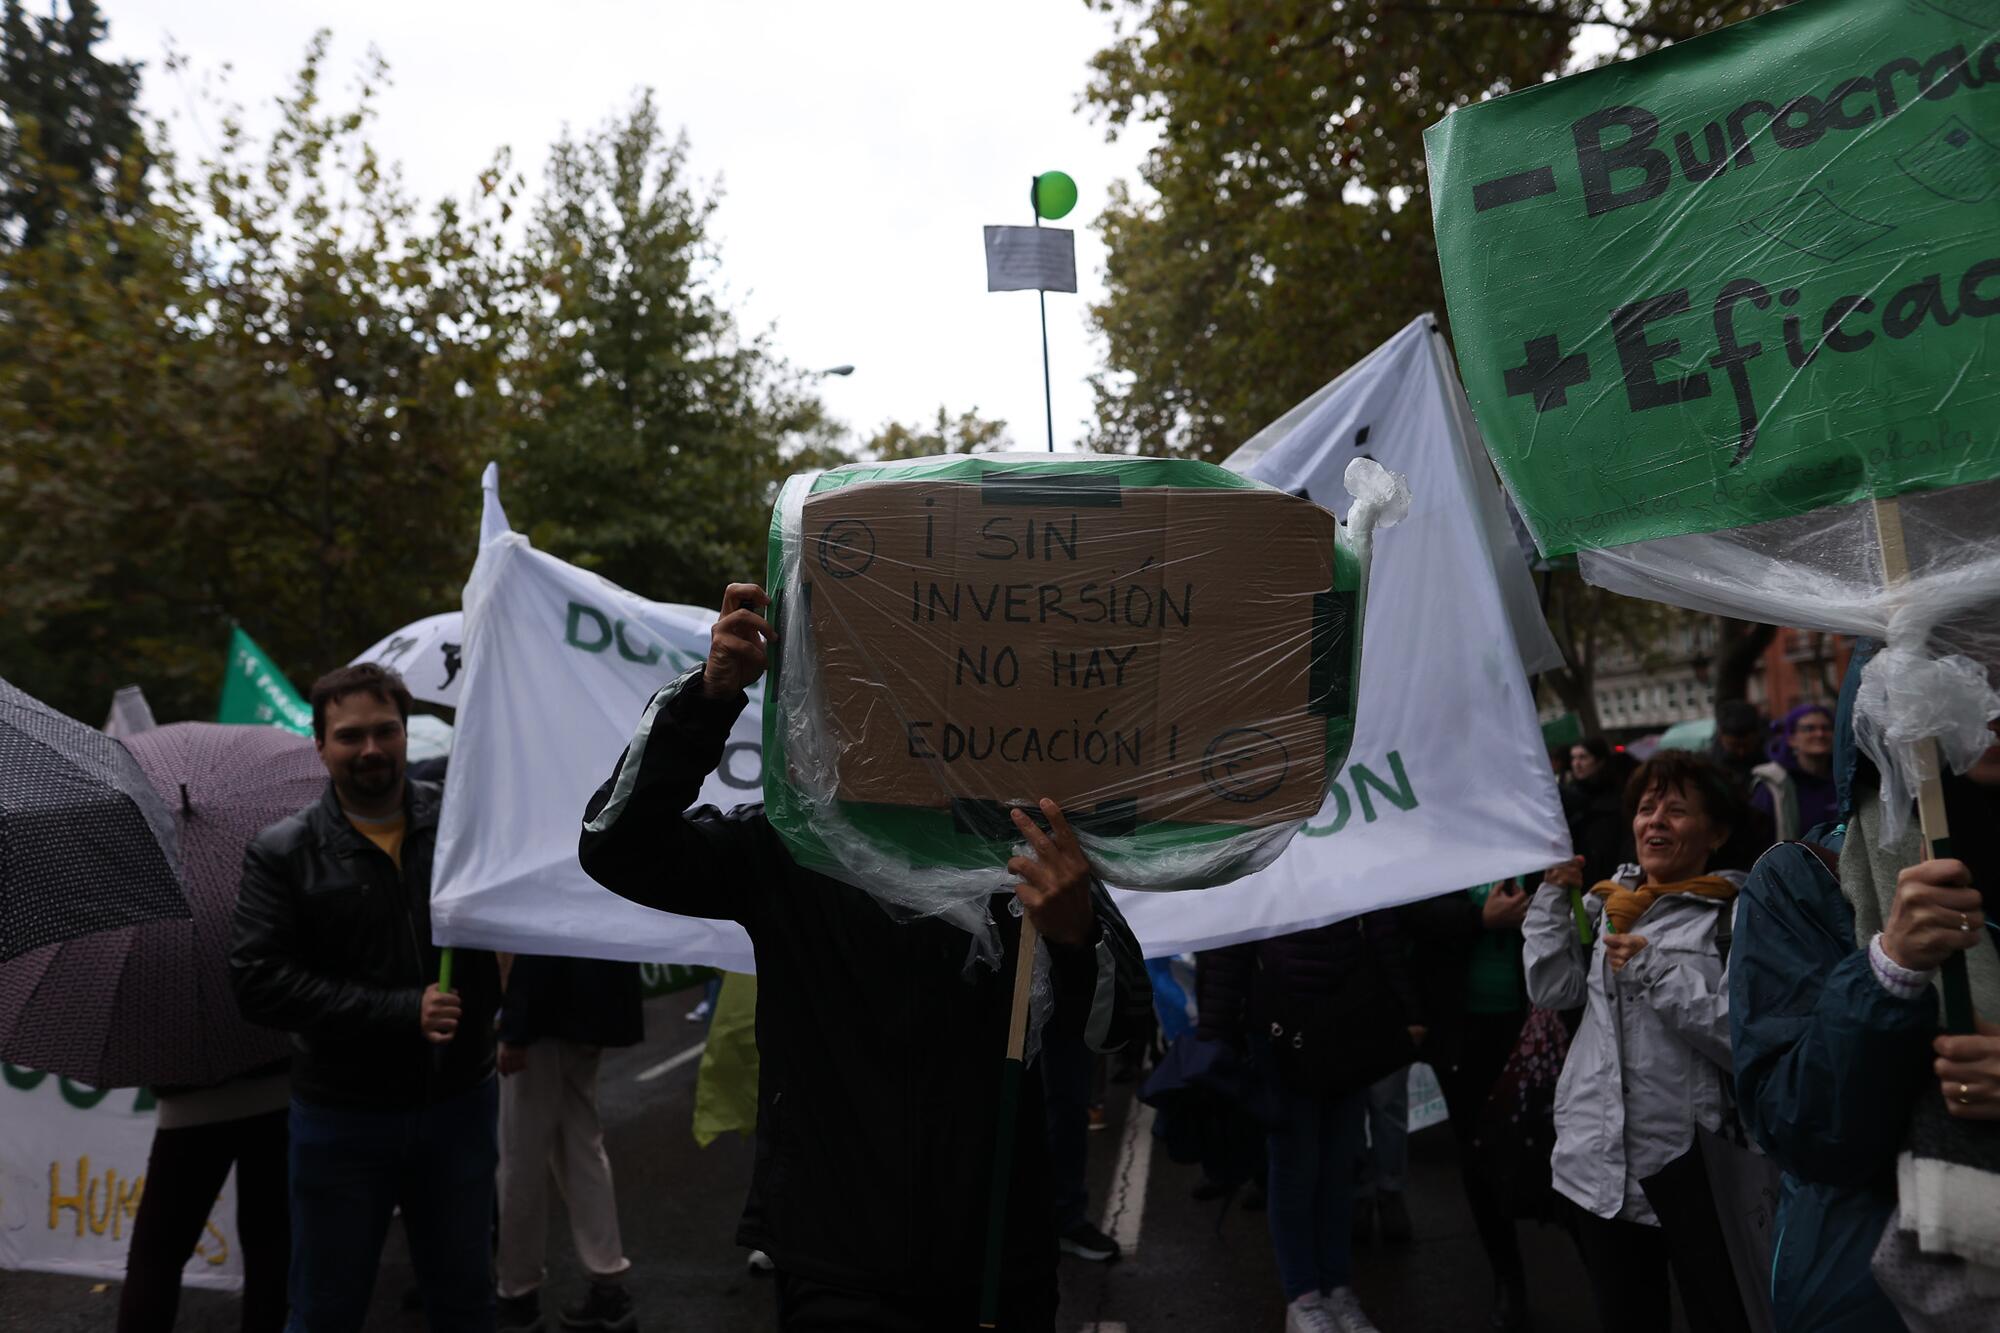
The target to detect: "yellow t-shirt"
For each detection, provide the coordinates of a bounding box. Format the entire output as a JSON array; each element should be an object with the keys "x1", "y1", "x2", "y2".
[{"x1": 348, "y1": 811, "x2": 406, "y2": 870}]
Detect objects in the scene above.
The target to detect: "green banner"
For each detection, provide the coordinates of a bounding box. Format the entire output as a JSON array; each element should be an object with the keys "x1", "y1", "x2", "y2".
[
  {"x1": 217, "y1": 628, "x2": 312, "y2": 736},
  {"x1": 1427, "y1": 0, "x2": 2000, "y2": 556}
]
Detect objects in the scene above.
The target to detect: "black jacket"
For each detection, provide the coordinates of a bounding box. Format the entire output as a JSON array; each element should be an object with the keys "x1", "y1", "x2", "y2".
[
  {"x1": 578, "y1": 670, "x2": 1153, "y2": 1306},
  {"x1": 229, "y1": 780, "x2": 500, "y2": 1110},
  {"x1": 498, "y1": 955, "x2": 644, "y2": 1049},
  {"x1": 1195, "y1": 911, "x2": 1420, "y2": 1043}
]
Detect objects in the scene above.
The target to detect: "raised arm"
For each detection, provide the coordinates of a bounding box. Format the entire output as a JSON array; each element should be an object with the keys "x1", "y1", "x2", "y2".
[
  {"x1": 1522, "y1": 857, "x2": 1593, "y2": 1012},
  {"x1": 578, "y1": 583, "x2": 776, "y2": 923}
]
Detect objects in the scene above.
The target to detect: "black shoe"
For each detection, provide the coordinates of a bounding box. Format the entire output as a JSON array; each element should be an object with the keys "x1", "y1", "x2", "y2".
[
  {"x1": 561, "y1": 1279, "x2": 637, "y2": 1333},
  {"x1": 1058, "y1": 1220, "x2": 1122, "y2": 1263},
  {"x1": 498, "y1": 1289, "x2": 547, "y2": 1333},
  {"x1": 1490, "y1": 1276, "x2": 1532, "y2": 1332},
  {"x1": 1377, "y1": 1190, "x2": 1412, "y2": 1245}
]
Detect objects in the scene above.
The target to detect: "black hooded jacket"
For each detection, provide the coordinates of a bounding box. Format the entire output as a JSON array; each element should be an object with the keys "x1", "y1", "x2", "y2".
[{"x1": 577, "y1": 669, "x2": 1154, "y2": 1307}]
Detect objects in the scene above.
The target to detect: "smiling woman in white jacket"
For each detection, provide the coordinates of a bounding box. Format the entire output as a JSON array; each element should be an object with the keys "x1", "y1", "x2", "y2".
[{"x1": 1523, "y1": 751, "x2": 1757, "y2": 1333}]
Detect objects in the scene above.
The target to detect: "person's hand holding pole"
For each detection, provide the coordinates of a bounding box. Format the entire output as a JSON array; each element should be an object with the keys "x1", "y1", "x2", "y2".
[
  {"x1": 1881, "y1": 858, "x2": 1986, "y2": 972},
  {"x1": 702, "y1": 583, "x2": 775, "y2": 699},
  {"x1": 1935, "y1": 1018, "x2": 2000, "y2": 1121},
  {"x1": 420, "y1": 984, "x2": 461, "y2": 1045}
]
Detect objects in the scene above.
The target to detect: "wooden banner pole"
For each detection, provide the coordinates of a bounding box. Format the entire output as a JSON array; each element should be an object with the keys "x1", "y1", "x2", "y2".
[{"x1": 1873, "y1": 498, "x2": 1975, "y2": 1035}]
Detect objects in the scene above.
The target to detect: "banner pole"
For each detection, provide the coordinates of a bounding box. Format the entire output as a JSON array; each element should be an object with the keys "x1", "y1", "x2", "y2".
[
  {"x1": 1872, "y1": 497, "x2": 1973, "y2": 1035},
  {"x1": 438, "y1": 946, "x2": 455, "y2": 995},
  {"x1": 1033, "y1": 183, "x2": 1056, "y2": 454},
  {"x1": 977, "y1": 911, "x2": 1039, "y2": 1327}
]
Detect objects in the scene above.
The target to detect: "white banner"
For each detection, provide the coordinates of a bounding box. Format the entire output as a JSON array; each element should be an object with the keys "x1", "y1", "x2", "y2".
[
  {"x1": 1112, "y1": 315, "x2": 1570, "y2": 954},
  {"x1": 433, "y1": 316, "x2": 1570, "y2": 965},
  {"x1": 0, "y1": 1065, "x2": 243, "y2": 1287}
]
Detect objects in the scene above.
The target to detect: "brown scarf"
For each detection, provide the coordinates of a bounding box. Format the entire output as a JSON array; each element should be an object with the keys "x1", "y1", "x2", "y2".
[{"x1": 1591, "y1": 875, "x2": 1738, "y2": 935}]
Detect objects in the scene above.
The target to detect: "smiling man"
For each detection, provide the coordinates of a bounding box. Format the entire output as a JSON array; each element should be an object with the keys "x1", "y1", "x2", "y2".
[{"x1": 230, "y1": 662, "x2": 502, "y2": 1332}]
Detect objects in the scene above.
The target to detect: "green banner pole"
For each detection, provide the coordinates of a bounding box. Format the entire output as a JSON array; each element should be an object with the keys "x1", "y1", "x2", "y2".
[{"x1": 438, "y1": 947, "x2": 455, "y2": 995}]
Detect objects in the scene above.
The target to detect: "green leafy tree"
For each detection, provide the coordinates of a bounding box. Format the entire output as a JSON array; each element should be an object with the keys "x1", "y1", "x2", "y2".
[
  {"x1": 504, "y1": 91, "x2": 837, "y2": 603},
  {"x1": 0, "y1": 37, "x2": 521, "y2": 719},
  {"x1": 0, "y1": 0, "x2": 146, "y2": 248},
  {"x1": 1082, "y1": 0, "x2": 1787, "y2": 461},
  {"x1": 861, "y1": 406, "x2": 1011, "y2": 462}
]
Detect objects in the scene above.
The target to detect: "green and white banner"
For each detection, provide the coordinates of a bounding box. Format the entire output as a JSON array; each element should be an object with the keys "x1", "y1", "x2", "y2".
[
  {"x1": 1427, "y1": 0, "x2": 2000, "y2": 556},
  {"x1": 216, "y1": 628, "x2": 312, "y2": 736},
  {"x1": 0, "y1": 1065, "x2": 243, "y2": 1287}
]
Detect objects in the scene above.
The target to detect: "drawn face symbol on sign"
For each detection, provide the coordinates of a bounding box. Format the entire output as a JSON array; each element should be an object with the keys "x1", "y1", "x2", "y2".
[
  {"x1": 1202, "y1": 727, "x2": 1290, "y2": 804},
  {"x1": 816, "y1": 519, "x2": 877, "y2": 579}
]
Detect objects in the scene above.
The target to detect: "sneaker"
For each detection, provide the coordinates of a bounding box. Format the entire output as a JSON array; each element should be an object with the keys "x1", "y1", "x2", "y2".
[
  {"x1": 745, "y1": 1248, "x2": 775, "y2": 1275},
  {"x1": 1058, "y1": 1219, "x2": 1122, "y2": 1263},
  {"x1": 1323, "y1": 1286, "x2": 1382, "y2": 1333},
  {"x1": 497, "y1": 1288, "x2": 546, "y2": 1333},
  {"x1": 1285, "y1": 1292, "x2": 1339, "y2": 1333},
  {"x1": 685, "y1": 1000, "x2": 713, "y2": 1022},
  {"x1": 1377, "y1": 1189, "x2": 1412, "y2": 1244},
  {"x1": 560, "y1": 1279, "x2": 636, "y2": 1333}
]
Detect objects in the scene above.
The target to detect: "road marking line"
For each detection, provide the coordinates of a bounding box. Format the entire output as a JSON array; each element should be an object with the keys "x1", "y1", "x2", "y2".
[
  {"x1": 635, "y1": 1041, "x2": 706, "y2": 1083},
  {"x1": 1100, "y1": 1100, "x2": 1155, "y2": 1257}
]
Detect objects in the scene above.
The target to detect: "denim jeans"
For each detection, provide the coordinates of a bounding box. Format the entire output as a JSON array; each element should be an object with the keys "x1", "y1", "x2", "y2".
[
  {"x1": 1266, "y1": 1084, "x2": 1368, "y2": 1302},
  {"x1": 1040, "y1": 1018, "x2": 1095, "y2": 1231},
  {"x1": 286, "y1": 1077, "x2": 499, "y2": 1333}
]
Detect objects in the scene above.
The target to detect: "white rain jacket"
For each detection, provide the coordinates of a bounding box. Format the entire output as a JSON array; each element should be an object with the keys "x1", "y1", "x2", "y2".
[{"x1": 1522, "y1": 866, "x2": 1745, "y2": 1224}]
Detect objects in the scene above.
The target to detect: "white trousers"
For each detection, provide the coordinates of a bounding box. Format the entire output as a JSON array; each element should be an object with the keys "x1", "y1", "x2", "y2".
[{"x1": 496, "y1": 1040, "x2": 631, "y2": 1297}]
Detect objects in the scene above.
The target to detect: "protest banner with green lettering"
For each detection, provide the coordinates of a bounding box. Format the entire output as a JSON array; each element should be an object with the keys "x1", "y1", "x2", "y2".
[{"x1": 1426, "y1": 0, "x2": 2000, "y2": 556}]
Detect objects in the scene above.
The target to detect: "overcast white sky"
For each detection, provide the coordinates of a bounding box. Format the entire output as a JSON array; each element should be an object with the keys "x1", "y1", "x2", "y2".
[{"x1": 99, "y1": 1, "x2": 1156, "y2": 456}]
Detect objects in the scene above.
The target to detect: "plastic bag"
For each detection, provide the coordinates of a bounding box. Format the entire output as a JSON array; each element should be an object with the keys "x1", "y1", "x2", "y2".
[
  {"x1": 1582, "y1": 480, "x2": 2000, "y2": 844},
  {"x1": 760, "y1": 452, "x2": 1406, "y2": 955}
]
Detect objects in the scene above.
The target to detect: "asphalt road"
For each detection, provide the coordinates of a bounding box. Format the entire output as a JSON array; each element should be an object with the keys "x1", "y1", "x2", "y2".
[{"x1": 3, "y1": 992, "x2": 1662, "y2": 1332}]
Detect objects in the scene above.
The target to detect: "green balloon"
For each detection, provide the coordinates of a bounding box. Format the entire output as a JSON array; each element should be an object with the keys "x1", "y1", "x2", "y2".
[{"x1": 1033, "y1": 171, "x2": 1078, "y2": 221}]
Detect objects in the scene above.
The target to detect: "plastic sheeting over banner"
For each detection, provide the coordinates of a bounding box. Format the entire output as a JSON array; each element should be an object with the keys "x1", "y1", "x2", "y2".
[
  {"x1": 761, "y1": 453, "x2": 1408, "y2": 941},
  {"x1": 1428, "y1": 0, "x2": 2000, "y2": 831},
  {"x1": 431, "y1": 318, "x2": 1567, "y2": 966},
  {"x1": 1427, "y1": 0, "x2": 2000, "y2": 556}
]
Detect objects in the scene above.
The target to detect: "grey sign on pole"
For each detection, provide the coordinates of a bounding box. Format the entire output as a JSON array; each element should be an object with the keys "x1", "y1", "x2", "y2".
[{"x1": 983, "y1": 225, "x2": 1077, "y2": 294}]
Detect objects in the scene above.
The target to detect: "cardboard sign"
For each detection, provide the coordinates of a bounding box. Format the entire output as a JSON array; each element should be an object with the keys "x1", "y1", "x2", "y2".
[
  {"x1": 1426, "y1": 0, "x2": 2000, "y2": 555},
  {"x1": 800, "y1": 477, "x2": 1341, "y2": 829}
]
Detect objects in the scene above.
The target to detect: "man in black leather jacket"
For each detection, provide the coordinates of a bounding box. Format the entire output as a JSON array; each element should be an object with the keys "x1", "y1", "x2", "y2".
[
  {"x1": 579, "y1": 583, "x2": 1154, "y2": 1332},
  {"x1": 230, "y1": 662, "x2": 501, "y2": 1332}
]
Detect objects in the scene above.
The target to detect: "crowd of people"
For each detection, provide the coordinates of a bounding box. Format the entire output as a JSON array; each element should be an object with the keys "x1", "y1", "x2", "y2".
[
  {"x1": 91, "y1": 587, "x2": 1998, "y2": 1333},
  {"x1": 1158, "y1": 650, "x2": 1999, "y2": 1333}
]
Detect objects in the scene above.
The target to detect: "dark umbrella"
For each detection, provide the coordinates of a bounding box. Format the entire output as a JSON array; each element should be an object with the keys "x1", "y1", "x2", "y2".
[
  {"x1": 0, "y1": 723, "x2": 323, "y2": 1086},
  {"x1": 0, "y1": 677, "x2": 187, "y2": 963}
]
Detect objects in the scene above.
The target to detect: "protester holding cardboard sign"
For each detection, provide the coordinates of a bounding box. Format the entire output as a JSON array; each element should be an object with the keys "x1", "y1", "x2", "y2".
[{"x1": 577, "y1": 581, "x2": 1155, "y2": 1331}]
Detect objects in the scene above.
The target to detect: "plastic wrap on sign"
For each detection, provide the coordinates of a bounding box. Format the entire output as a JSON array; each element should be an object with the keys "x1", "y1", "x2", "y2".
[
  {"x1": 1425, "y1": 0, "x2": 2000, "y2": 834},
  {"x1": 761, "y1": 453, "x2": 1390, "y2": 931}
]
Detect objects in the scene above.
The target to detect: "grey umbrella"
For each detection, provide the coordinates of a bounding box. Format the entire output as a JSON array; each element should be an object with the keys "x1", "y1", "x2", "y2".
[
  {"x1": 0, "y1": 678, "x2": 187, "y2": 963},
  {"x1": 0, "y1": 722, "x2": 325, "y2": 1086}
]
